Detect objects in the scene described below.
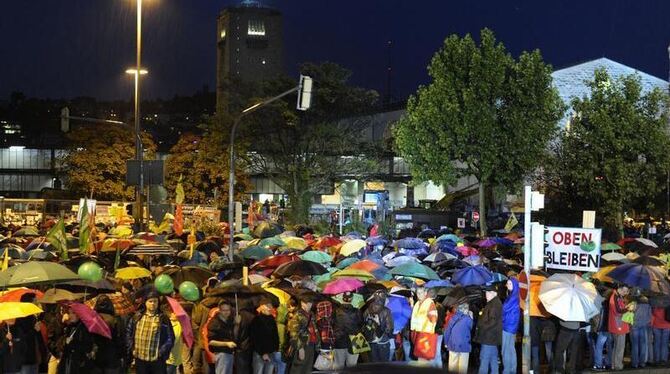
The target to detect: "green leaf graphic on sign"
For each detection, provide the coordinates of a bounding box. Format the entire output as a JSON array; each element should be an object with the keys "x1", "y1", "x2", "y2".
[{"x1": 580, "y1": 240, "x2": 597, "y2": 252}]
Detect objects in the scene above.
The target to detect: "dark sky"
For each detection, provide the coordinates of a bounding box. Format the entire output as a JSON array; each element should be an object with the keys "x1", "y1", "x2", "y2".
[{"x1": 2, "y1": 0, "x2": 670, "y2": 101}]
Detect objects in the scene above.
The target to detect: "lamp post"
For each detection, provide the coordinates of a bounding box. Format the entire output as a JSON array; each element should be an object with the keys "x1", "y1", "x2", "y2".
[{"x1": 130, "y1": 0, "x2": 145, "y2": 230}]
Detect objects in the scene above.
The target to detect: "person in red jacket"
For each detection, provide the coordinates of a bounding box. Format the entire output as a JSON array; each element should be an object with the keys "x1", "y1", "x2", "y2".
[
  {"x1": 608, "y1": 285, "x2": 629, "y2": 370},
  {"x1": 651, "y1": 306, "x2": 670, "y2": 365}
]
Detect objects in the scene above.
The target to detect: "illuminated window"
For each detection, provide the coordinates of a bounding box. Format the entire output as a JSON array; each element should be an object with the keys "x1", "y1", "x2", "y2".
[
  {"x1": 248, "y1": 19, "x2": 265, "y2": 36},
  {"x1": 220, "y1": 29, "x2": 226, "y2": 39}
]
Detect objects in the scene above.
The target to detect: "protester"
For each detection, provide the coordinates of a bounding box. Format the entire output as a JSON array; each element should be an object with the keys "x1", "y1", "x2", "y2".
[
  {"x1": 249, "y1": 298, "x2": 280, "y2": 374},
  {"x1": 1, "y1": 319, "x2": 27, "y2": 374},
  {"x1": 475, "y1": 286, "x2": 502, "y2": 374},
  {"x1": 126, "y1": 291, "x2": 175, "y2": 374},
  {"x1": 93, "y1": 295, "x2": 125, "y2": 374},
  {"x1": 16, "y1": 293, "x2": 46, "y2": 374},
  {"x1": 501, "y1": 277, "x2": 520, "y2": 374},
  {"x1": 651, "y1": 304, "x2": 670, "y2": 366},
  {"x1": 333, "y1": 292, "x2": 362, "y2": 369},
  {"x1": 444, "y1": 303, "x2": 473, "y2": 374},
  {"x1": 207, "y1": 300, "x2": 239, "y2": 374},
  {"x1": 630, "y1": 294, "x2": 651, "y2": 369},
  {"x1": 287, "y1": 297, "x2": 318, "y2": 374},
  {"x1": 362, "y1": 291, "x2": 393, "y2": 363},
  {"x1": 608, "y1": 284, "x2": 630, "y2": 370},
  {"x1": 410, "y1": 286, "x2": 438, "y2": 362},
  {"x1": 58, "y1": 304, "x2": 95, "y2": 374},
  {"x1": 166, "y1": 311, "x2": 184, "y2": 374}
]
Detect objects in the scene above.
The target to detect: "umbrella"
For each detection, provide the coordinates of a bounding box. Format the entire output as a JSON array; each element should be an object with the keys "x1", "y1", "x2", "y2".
[
  {"x1": 436, "y1": 234, "x2": 460, "y2": 243},
  {"x1": 25, "y1": 239, "x2": 52, "y2": 251},
  {"x1": 282, "y1": 237, "x2": 308, "y2": 251},
  {"x1": 13, "y1": 226, "x2": 40, "y2": 237},
  {"x1": 365, "y1": 236, "x2": 387, "y2": 247},
  {"x1": 423, "y1": 252, "x2": 456, "y2": 263},
  {"x1": 387, "y1": 294, "x2": 412, "y2": 334},
  {"x1": 38, "y1": 289, "x2": 85, "y2": 304},
  {"x1": 0, "y1": 302, "x2": 43, "y2": 321},
  {"x1": 539, "y1": 273, "x2": 603, "y2": 322},
  {"x1": 340, "y1": 240, "x2": 367, "y2": 257},
  {"x1": 27, "y1": 249, "x2": 57, "y2": 261},
  {"x1": 0, "y1": 288, "x2": 44, "y2": 302},
  {"x1": 452, "y1": 265, "x2": 493, "y2": 286},
  {"x1": 607, "y1": 263, "x2": 670, "y2": 293},
  {"x1": 489, "y1": 273, "x2": 509, "y2": 284},
  {"x1": 424, "y1": 279, "x2": 453, "y2": 288},
  {"x1": 273, "y1": 260, "x2": 328, "y2": 278},
  {"x1": 384, "y1": 254, "x2": 419, "y2": 268},
  {"x1": 160, "y1": 266, "x2": 215, "y2": 287},
  {"x1": 250, "y1": 254, "x2": 300, "y2": 271},
  {"x1": 394, "y1": 238, "x2": 426, "y2": 250},
  {"x1": 476, "y1": 239, "x2": 498, "y2": 248},
  {"x1": 390, "y1": 262, "x2": 440, "y2": 280},
  {"x1": 0, "y1": 261, "x2": 80, "y2": 287},
  {"x1": 332, "y1": 269, "x2": 376, "y2": 281},
  {"x1": 601, "y1": 243, "x2": 622, "y2": 251},
  {"x1": 633, "y1": 256, "x2": 665, "y2": 266},
  {"x1": 336, "y1": 257, "x2": 359, "y2": 269},
  {"x1": 300, "y1": 251, "x2": 332, "y2": 265},
  {"x1": 262, "y1": 287, "x2": 291, "y2": 305},
  {"x1": 493, "y1": 237, "x2": 514, "y2": 247},
  {"x1": 64, "y1": 302, "x2": 112, "y2": 339},
  {"x1": 127, "y1": 244, "x2": 176, "y2": 256},
  {"x1": 635, "y1": 238, "x2": 658, "y2": 248},
  {"x1": 342, "y1": 231, "x2": 363, "y2": 240},
  {"x1": 456, "y1": 245, "x2": 479, "y2": 257},
  {"x1": 591, "y1": 265, "x2": 617, "y2": 283},
  {"x1": 85, "y1": 293, "x2": 136, "y2": 316},
  {"x1": 241, "y1": 246, "x2": 273, "y2": 261},
  {"x1": 248, "y1": 274, "x2": 270, "y2": 285},
  {"x1": 99, "y1": 238, "x2": 135, "y2": 252},
  {"x1": 443, "y1": 286, "x2": 484, "y2": 306},
  {"x1": 206, "y1": 283, "x2": 278, "y2": 310},
  {"x1": 463, "y1": 255, "x2": 482, "y2": 266},
  {"x1": 322, "y1": 278, "x2": 365, "y2": 295},
  {"x1": 258, "y1": 237, "x2": 285, "y2": 249},
  {"x1": 234, "y1": 233, "x2": 253, "y2": 241},
  {"x1": 253, "y1": 222, "x2": 283, "y2": 239},
  {"x1": 601, "y1": 252, "x2": 627, "y2": 263},
  {"x1": 315, "y1": 236, "x2": 342, "y2": 250},
  {"x1": 115, "y1": 267, "x2": 152, "y2": 280},
  {"x1": 347, "y1": 259, "x2": 382, "y2": 273},
  {"x1": 60, "y1": 278, "x2": 116, "y2": 292},
  {"x1": 194, "y1": 240, "x2": 220, "y2": 255},
  {"x1": 0, "y1": 245, "x2": 28, "y2": 260},
  {"x1": 166, "y1": 296, "x2": 194, "y2": 348}
]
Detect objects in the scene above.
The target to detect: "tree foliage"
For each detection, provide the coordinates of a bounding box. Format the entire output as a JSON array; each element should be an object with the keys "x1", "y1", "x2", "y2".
[
  {"x1": 165, "y1": 115, "x2": 250, "y2": 207},
  {"x1": 543, "y1": 69, "x2": 670, "y2": 237},
  {"x1": 393, "y1": 28, "x2": 564, "y2": 235},
  {"x1": 244, "y1": 62, "x2": 382, "y2": 224},
  {"x1": 62, "y1": 124, "x2": 156, "y2": 200}
]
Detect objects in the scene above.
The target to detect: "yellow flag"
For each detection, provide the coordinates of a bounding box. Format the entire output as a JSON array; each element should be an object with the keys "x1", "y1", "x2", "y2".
[
  {"x1": 505, "y1": 213, "x2": 519, "y2": 232},
  {"x1": 1, "y1": 247, "x2": 9, "y2": 271}
]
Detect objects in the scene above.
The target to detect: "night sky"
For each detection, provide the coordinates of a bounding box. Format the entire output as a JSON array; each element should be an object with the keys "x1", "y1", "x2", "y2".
[{"x1": 2, "y1": 0, "x2": 670, "y2": 101}]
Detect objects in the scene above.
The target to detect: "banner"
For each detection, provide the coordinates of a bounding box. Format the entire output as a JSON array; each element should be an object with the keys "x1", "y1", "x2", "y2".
[{"x1": 545, "y1": 226, "x2": 601, "y2": 272}]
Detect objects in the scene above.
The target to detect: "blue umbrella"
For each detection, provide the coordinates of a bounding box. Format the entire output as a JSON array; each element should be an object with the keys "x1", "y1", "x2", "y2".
[
  {"x1": 424, "y1": 279, "x2": 454, "y2": 288},
  {"x1": 607, "y1": 263, "x2": 670, "y2": 293},
  {"x1": 343, "y1": 231, "x2": 363, "y2": 240},
  {"x1": 487, "y1": 272, "x2": 509, "y2": 285},
  {"x1": 452, "y1": 265, "x2": 494, "y2": 286},
  {"x1": 394, "y1": 238, "x2": 426, "y2": 250},
  {"x1": 387, "y1": 295, "x2": 412, "y2": 334},
  {"x1": 364, "y1": 252, "x2": 385, "y2": 265},
  {"x1": 493, "y1": 237, "x2": 514, "y2": 247},
  {"x1": 399, "y1": 247, "x2": 428, "y2": 257},
  {"x1": 336, "y1": 257, "x2": 359, "y2": 269},
  {"x1": 436, "y1": 234, "x2": 461, "y2": 243},
  {"x1": 385, "y1": 254, "x2": 419, "y2": 268},
  {"x1": 366, "y1": 236, "x2": 388, "y2": 247}
]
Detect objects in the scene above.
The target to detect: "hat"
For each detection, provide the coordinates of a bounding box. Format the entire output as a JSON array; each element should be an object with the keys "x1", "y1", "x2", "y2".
[
  {"x1": 483, "y1": 284, "x2": 498, "y2": 292},
  {"x1": 144, "y1": 289, "x2": 160, "y2": 301}
]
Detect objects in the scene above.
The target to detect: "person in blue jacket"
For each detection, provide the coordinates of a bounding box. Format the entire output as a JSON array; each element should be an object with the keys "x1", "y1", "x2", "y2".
[
  {"x1": 502, "y1": 277, "x2": 520, "y2": 374},
  {"x1": 444, "y1": 302, "x2": 473, "y2": 374}
]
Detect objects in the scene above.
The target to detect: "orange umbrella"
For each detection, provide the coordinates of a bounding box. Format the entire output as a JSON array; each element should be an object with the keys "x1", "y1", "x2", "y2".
[
  {"x1": 0, "y1": 288, "x2": 44, "y2": 302},
  {"x1": 518, "y1": 270, "x2": 549, "y2": 317},
  {"x1": 347, "y1": 259, "x2": 382, "y2": 273}
]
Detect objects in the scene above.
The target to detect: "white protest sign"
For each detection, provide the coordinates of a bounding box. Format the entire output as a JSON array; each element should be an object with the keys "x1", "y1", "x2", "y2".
[{"x1": 545, "y1": 226, "x2": 601, "y2": 272}]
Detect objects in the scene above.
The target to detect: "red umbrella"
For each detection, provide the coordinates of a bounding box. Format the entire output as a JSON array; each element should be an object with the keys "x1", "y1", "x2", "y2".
[
  {"x1": 0, "y1": 288, "x2": 44, "y2": 302},
  {"x1": 315, "y1": 236, "x2": 342, "y2": 250},
  {"x1": 250, "y1": 254, "x2": 300, "y2": 271},
  {"x1": 64, "y1": 302, "x2": 112, "y2": 339},
  {"x1": 166, "y1": 297, "x2": 194, "y2": 349}
]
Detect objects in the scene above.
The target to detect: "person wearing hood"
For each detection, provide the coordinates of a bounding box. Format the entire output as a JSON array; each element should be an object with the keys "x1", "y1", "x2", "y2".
[
  {"x1": 502, "y1": 278, "x2": 520, "y2": 374},
  {"x1": 333, "y1": 292, "x2": 363, "y2": 369},
  {"x1": 444, "y1": 303, "x2": 473, "y2": 374},
  {"x1": 362, "y1": 291, "x2": 393, "y2": 363},
  {"x1": 93, "y1": 295, "x2": 126, "y2": 374},
  {"x1": 474, "y1": 286, "x2": 502, "y2": 374}
]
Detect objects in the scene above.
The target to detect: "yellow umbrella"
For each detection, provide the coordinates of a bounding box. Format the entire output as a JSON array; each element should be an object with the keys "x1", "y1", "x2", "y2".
[
  {"x1": 0, "y1": 302, "x2": 43, "y2": 321},
  {"x1": 282, "y1": 237, "x2": 308, "y2": 251},
  {"x1": 377, "y1": 280, "x2": 401, "y2": 289},
  {"x1": 262, "y1": 286, "x2": 291, "y2": 305},
  {"x1": 332, "y1": 268, "x2": 375, "y2": 281},
  {"x1": 115, "y1": 266, "x2": 152, "y2": 280},
  {"x1": 340, "y1": 239, "x2": 366, "y2": 257},
  {"x1": 592, "y1": 265, "x2": 616, "y2": 283}
]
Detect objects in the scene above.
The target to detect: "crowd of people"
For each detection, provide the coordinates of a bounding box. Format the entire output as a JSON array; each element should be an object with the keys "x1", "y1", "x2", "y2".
[{"x1": 1, "y1": 219, "x2": 670, "y2": 374}]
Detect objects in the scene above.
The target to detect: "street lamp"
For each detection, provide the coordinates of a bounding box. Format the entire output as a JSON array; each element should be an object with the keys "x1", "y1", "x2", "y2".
[{"x1": 130, "y1": 0, "x2": 146, "y2": 230}]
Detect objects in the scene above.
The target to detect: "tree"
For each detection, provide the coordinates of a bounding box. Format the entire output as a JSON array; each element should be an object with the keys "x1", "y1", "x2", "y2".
[
  {"x1": 393, "y1": 29, "x2": 564, "y2": 235},
  {"x1": 244, "y1": 62, "x2": 381, "y2": 224},
  {"x1": 543, "y1": 69, "x2": 670, "y2": 238},
  {"x1": 62, "y1": 124, "x2": 156, "y2": 200},
  {"x1": 165, "y1": 115, "x2": 250, "y2": 207}
]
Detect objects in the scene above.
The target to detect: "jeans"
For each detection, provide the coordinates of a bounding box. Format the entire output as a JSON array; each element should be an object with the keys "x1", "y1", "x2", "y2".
[
  {"x1": 448, "y1": 352, "x2": 469, "y2": 374},
  {"x1": 402, "y1": 338, "x2": 412, "y2": 362},
  {"x1": 214, "y1": 352, "x2": 234, "y2": 374},
  {"x1": 430, "y1": 334, "x2": 443, "y2": 368},
  {"x1": 610, "y1": 333, "x2": 626, "y2": 371},
  {"x1": 136, "y1": 359, "x2": 167, "y2": 374},
  {"x1": 501, "y1": 331, "x2": 516, "y2": 374},
  {"x1": 333, "y1": 349, "x2": 358, "y2": 369},
  {"x1": 272, "y1": 351, "x2": 286, "y2": 374},
  {"x1": 630, "y1": 327, "x2": 648, "y2": 368},
  {"x1": 593, "y1": 332, "x2": 611, "y2": 368},
  {"x1": 370, "y1": 342, "x2": 390, "y2": 362},
  {"x1": 478, "y1": 344, "x2": 499, "y2": 374},
  {"x1": 653, "y1": 327, "x2": 670, "y2": 363},
  {"x1": 252, "y1": 352, "x2": 275, "y2": 374}
]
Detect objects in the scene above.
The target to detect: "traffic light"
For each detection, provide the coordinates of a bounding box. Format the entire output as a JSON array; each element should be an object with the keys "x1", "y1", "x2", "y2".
[
  {"x1": 296, "y1": 75, "x2": 313, "y2": 111},
  {"x1": 61, "y1": 107, "x2": 70, "y2": 132}
]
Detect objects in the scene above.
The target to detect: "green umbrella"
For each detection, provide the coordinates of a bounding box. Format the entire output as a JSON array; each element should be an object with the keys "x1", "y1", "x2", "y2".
[
  {"x1": 601, "y1": 242, "x2": 622, "y2": 251},
  {"x1": 0, "y1": 261, "x2": 80, "y2": 287},
  {"x1": 336, "y1": 257, "x2": 359, "y2": 269},
  {"x1": 253, "y1": 222, "x2": 283, "y2": 239},
  {"x1": 300, "y1": 251, "x2": 332, "y2": 265},
  {"x1": 241, "y1": 246, "x2": 273, "y2": 261},
  {"x1": 234, "y1": 233, "x2": 253, "y2": 241},
  {"x1": 390, "y1": 262, "x2": 440, "y2": 280},
  {"x1": 259, "y1": 237, "x2": 285, "y2": 249},
  {"x1": 13, "y1": 226, "x2": 40, "y2": 237}
]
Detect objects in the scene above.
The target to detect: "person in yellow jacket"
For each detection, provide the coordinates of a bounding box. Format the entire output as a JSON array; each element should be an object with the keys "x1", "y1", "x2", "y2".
[
  {"x1": 410, "y1": 286, "x2": 438, "y2": 362},
  {"x1": 167, "y1": 313, "x2": 183, "y2": 374}
]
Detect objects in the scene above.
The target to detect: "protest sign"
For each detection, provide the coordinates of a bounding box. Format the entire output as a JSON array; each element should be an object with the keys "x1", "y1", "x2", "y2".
[{"x1": 545, "y1": 226, "x2": 601, "y2": 272}]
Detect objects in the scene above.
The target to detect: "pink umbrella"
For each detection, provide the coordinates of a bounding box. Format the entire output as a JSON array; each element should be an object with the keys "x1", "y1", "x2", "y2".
[
  {"x1": 166, "y1": 297, "x2": 194, "y2": 349},
  {"x1": 456, "y1": 246, "x2": 479, "y2": 257},
  {"x1": 64, "y1": 302, "x2": 112, "y2": 339},
  {"x1": 322, "y1": 278, "x2": 364, "y2": 295}
]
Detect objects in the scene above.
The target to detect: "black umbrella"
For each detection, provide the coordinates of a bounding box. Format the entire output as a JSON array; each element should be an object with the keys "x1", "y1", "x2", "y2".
[
  {"x1": 273, "y1": 259, "x2": 328, "y2": 278},
  {"x1": 632, "y1": 256, "x2": 665, "y2": 267},
  {"x1": 417, "y1": 229, "x2": 436, "y2": 239},
  {"x1": 442, "y1": 286, "x2": 484, "y2": 306},
  {"x1": 160, "y1": 265, "x2": 215, "y2": 287},
  {"x1": 203, "y1": 282, "x2": 278, "y2": 310}
]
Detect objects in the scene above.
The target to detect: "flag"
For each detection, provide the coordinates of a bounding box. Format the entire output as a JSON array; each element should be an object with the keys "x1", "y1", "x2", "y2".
[
  {"x1": 504, "y1": 213, "x2": 519, "y2": 232},
  {"x1": 79, "y1": 199, "x2": 92, "y2": 253},
  {"x1": 188, "y1": 226, "x2": 196, "y2": 259},
  {"x1": 1, "y1": 247, "x2": 8, "y2": 271},
  {"x1": 46, "y1": 219, "x2": 69, "y2": 260},
  {"x1": 174, "y1": 175, "x2": 185, "y2": 236}
]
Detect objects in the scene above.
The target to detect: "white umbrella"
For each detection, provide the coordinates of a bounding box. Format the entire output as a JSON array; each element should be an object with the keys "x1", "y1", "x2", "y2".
[
  {"x1": 539, "y1": 273, "x2": 603, "y2": 322},
  {"x1": 601, "y1": 252, "x2": 628, "y2": 263},
  {"x1": 423, "y1": 252, "x2": 457, "y2": 263},
  {"x1": 635, "y1": 238, "x2": 658, "y2": 248}
]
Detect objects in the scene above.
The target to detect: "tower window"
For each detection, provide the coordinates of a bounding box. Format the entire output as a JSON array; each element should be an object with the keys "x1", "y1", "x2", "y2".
[{"x1": 248, "y1": 19, "x2": 266, "y2": 36}]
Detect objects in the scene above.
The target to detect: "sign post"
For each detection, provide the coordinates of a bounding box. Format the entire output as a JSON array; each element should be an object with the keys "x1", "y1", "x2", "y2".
[{"x1": 522, "y1": 186, "x2": 544, "y2": 374}]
